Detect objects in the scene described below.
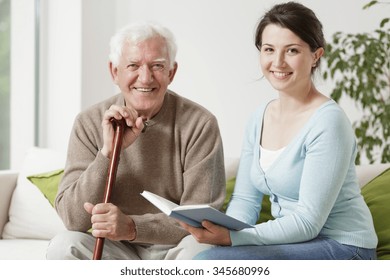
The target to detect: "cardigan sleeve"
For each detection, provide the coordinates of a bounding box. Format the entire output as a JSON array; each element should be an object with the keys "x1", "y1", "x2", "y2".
[{"x1": 226, "y1": 107, "x2": 265, "y2": 225}]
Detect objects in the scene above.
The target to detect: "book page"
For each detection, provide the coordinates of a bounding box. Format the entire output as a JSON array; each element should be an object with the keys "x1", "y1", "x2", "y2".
[
  {"x1": 174, "y1": 204, "x2": 210, "y2": 210},
  {"x1": 141, "y1": 190, "x2": 253, "y2": 230},
  {"x1": 140, "y1": 191, "x2": 179, "y2": 215}
]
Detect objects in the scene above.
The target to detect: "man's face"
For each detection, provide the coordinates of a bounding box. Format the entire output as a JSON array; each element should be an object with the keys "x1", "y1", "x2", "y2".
[{"x1": 110, "y1": 36, "x2": 177, "y2": 120}]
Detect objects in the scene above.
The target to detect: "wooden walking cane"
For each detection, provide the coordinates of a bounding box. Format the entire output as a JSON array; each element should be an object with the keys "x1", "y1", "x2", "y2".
[{"x1": 92, "y1": 118, "x2": 126, "y2": 260}]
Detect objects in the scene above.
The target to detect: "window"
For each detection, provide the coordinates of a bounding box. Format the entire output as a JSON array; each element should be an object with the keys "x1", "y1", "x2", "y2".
[{"x1": 0, "y1": 0, "x2": 10, "y2": 169}]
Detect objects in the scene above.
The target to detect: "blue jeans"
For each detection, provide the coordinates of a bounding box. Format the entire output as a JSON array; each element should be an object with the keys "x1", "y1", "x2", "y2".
[{"x1": 193, "y1": 237, "x2": 376, "y2": 260}]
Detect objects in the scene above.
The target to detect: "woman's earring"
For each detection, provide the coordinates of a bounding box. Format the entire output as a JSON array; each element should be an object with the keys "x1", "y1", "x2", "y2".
[{"x1": 312, "y1": 62, "x2": 317, "y2": 68}]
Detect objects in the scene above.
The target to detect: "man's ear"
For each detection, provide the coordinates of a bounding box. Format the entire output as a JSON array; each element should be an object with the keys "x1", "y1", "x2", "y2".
[
  {"x1": 109, "y1": 61, "x2": 119, "y2": 84},
  {"x1": 168, "y1": 62, "x2": 178, "y2": 83}
]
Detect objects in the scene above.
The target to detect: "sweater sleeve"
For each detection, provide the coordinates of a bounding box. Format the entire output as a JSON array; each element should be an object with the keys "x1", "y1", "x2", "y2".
[
  {"x1": 55, "y1": 113, "x2": 110, "y2": 232},
  {"x1": 181, "y1": 116, "x2": 226, "y2": 208},
  {"x1": 229, "y1": 105, "x2": 357, "y2": 246}
]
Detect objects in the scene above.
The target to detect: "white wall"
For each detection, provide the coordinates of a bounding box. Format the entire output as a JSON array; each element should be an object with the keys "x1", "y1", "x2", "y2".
[
  {"x1": 108, "y1": 0, "x2": 390, "y2": 159},
  {"x1": 12, "y1": 0, "x2": 81, "y2": 168},
  {"x1": 10, "y1": 0, "x2": 389, "y2": 169},
  {"x1": 40, "y1": 0, "x2": 116, "y2": 155},
  {"x1": 10, "y1": 0, "x2": 36, "y2": 169},
  {"x1": 81, "y1": 0, "x2": 116, "y2": 108},
  {"x1": 40, "y1": 0, "x2": 82, "y2": 152}
]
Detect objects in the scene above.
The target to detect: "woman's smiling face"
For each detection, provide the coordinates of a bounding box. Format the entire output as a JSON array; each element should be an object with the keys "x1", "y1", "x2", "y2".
[{"x1": 259, "y1": 24, "x2": 320, "y2": 93}]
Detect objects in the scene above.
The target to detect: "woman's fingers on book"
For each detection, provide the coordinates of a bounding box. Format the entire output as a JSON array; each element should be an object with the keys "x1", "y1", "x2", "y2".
[{"x1": 178, "y1": 220, "x2": 231, "y2": 245}]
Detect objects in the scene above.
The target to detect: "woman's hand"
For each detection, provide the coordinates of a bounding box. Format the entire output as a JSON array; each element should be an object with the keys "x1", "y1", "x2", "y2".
[{"x1": 179, "y1": 220, "x2": 232, "y2": 246}]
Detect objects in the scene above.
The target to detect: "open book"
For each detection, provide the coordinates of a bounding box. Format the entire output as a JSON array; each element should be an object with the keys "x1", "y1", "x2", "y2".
[{"x1": 141, "y1": 191, "x2": 253, "y2": 231}]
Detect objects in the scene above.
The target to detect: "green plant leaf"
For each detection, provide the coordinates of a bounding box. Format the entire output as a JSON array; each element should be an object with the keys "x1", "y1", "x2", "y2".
[
  {"x1": 323, "y1": 3, "x2": 390, "y2": 164},
  {"x1": 363, "y1": 0, "x2": 378, "y2": 10},
  {"x1": 380, "y1": 18, "x2": 390, "y2": 28}
]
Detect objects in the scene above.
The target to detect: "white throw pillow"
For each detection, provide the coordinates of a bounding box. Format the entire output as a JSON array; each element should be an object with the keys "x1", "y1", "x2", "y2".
[{"x1": 2, "y1": 147, "x2": 67, "y2": 240}]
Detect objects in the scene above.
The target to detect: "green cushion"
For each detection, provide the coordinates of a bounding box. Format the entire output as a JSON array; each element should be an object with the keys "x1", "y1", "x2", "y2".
[
  {"x1": 224, "y1": 177, "x2": 273, "y2": 224},
  {"x1": 361, "y1": 168, "x2": 390, "y2": 260},
  {"x1": 27, "y1": 169, "x2": 64, "y2": 207}
]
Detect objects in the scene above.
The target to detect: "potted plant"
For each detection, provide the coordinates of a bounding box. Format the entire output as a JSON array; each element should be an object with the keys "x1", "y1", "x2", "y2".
[{"x1": 323, "y1": 0, "x2": 390, "y2": 164}]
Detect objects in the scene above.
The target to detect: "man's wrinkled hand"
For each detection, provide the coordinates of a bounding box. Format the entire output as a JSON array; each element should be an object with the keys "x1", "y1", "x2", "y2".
[{"x1": 84, "y1": 202, "x2": 136, "y2": 241}]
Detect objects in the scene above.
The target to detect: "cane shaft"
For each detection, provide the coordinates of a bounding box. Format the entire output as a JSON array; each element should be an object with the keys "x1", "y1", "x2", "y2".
[{"x1": 92, "y1": 118, "x2": 125, "y2": 260}]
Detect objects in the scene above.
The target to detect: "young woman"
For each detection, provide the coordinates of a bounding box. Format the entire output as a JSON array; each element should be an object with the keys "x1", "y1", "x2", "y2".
[{"x1": 180, "y1": 2, "x2": 378, "y2": 260}]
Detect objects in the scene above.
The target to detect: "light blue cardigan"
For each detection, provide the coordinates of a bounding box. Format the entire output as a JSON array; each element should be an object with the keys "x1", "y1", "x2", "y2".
[{"x1": 227, "y1": 100, "x2": 378, "y2": 249}]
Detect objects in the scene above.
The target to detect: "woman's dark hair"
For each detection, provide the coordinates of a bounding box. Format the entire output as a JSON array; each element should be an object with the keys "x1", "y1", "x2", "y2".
[{"x1": 255, "y1": 2, "x2": 325, "y2": 71}]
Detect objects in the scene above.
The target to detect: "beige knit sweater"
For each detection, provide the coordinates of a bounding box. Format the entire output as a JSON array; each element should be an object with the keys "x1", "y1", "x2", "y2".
[{"x1": 55, "y1": 90, "x2": 226, "y2": 245}]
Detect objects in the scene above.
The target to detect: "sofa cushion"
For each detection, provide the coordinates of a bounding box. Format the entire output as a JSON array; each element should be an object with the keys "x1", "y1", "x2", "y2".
[
  {"x1": 0, "y1": 171, "x2": 18, "y2": 236},
  {"x1": 27, "y1": 169, "x2": 64, "y2": 207},
  {"x1": 361, "y1": 168, "x2": 390, "y2": 260},
  {"x1": 1, "y1": 147, "x2": 66, "y2": 240},
  {"x1": 0, "y1": 239, "x2": 50, "y2": 260}
]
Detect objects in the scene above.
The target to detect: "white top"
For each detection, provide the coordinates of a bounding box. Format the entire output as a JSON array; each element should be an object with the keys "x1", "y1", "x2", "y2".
[{"x1": 259, "y1": 145, "x2": 285, "y2": 172}]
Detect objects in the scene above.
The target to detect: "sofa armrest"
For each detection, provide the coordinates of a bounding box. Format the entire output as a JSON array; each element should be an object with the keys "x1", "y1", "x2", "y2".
[{"x1": 0, "y1": 170, "x2": 18, "y2": 237}]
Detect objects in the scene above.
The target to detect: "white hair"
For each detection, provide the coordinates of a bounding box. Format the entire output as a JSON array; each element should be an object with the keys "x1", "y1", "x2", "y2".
[{"x1": 109, "y1": 22, "x2": 177, "y2": 68}]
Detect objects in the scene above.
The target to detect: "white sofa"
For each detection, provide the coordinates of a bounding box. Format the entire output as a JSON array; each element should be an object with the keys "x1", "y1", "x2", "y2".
[
  {"x1": 0, "y1": 147, "x2": 67, "y2": 259},
  {"x1": 0, "y1": 147, "x2": 389, "y2": 260}
]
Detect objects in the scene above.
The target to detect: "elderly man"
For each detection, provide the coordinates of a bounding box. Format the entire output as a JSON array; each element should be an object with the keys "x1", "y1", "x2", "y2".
[{"x1": 46, "y1": 22, "x2": 225, "y2": 260}]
